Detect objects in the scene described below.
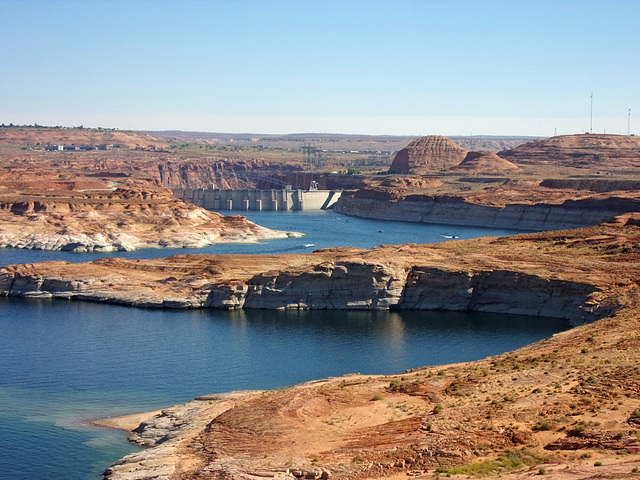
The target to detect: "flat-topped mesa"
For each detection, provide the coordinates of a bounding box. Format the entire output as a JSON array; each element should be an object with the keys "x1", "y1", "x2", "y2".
[
  {"x1": 388, "y1": 135, "x2": 468, "y2": 174},
  {"x1": 499, "y1": 133, "x2": 640, "y2": 168},
  {"x1": 451, "y1": 150, "x2": 519, "y2": 173}
]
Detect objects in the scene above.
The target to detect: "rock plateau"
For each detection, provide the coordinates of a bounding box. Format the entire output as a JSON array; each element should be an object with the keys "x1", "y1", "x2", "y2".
[{"x1": 0, "y1": 186, "x2": 300, "y2": 251}]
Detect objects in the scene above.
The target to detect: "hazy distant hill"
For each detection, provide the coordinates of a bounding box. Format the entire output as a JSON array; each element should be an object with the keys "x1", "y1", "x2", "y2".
[
  {"x1": 145, "y1": 130, "x2": 538, "y2": 153},
  {"x1": 0, "y1": 126, "x2": 169, "y2": 149}
]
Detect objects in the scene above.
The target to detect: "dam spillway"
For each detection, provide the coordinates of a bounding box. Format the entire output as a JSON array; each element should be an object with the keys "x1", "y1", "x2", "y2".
[{"x1": 173, "y1": 187, "x2": 343, "y2": 211}]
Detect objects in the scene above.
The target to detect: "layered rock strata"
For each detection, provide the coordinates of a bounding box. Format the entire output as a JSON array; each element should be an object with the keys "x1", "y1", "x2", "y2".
[
  {"x1": 451, "y1": 150, "x2": 519, "y2": 173},
  {"x1": 388, "y1": 135, "x2": 468, "y2": 174},
  {"x1": 334, "y1": 189, "x2": 640, "y2": 231},
  {"x1": 0, "y1": 187, "x2": 301, "y2": 251},
  {"x1": 3, "y1": 218, "x2": 635, "y2": 326}
]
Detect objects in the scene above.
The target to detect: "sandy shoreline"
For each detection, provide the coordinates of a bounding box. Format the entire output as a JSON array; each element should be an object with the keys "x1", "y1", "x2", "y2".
[{"x1": 91, "y1": 409, "x2": 164, "y2": 434}]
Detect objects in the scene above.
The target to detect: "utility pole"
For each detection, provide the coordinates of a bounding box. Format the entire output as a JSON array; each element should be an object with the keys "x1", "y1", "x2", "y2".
[
  {"x1": 590, "y1": 93, "x2": 593, "y2": 134},
  {"x1": 629, "y1": 109, "x2": 632, "y2": 136}
]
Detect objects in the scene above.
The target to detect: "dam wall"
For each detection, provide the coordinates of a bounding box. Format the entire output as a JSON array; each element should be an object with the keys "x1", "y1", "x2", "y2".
[{"x1": 173, "y1": 188, "x2": 342, "y2": 211}]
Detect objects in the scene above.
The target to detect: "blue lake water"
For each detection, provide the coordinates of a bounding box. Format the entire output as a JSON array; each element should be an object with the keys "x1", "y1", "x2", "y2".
[{"x1": 0, "y1": 211, "x2": 567, "y2": 480}]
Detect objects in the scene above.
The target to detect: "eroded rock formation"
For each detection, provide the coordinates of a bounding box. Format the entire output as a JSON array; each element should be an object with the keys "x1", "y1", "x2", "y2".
[
  {"x1": 0, "y1": 186, "x2": 301, "y2": 251},
  {"x1": 451, "y1": 150, "x2": 519, "y2": 173},
  {"x1": 2, "y1": 219, "x2": 633, "y2": 326},
  {"x1": 335, "y1": 185, "x2": 640, "y2": 231},
  {"x1": 388, "y1": 136, "x2": 468, "y2": 174}
]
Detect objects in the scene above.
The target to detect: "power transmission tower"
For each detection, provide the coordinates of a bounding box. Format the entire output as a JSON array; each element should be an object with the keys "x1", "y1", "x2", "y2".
[{"x1": 301, "y1": 144, "x2": 323, "y2": 169}]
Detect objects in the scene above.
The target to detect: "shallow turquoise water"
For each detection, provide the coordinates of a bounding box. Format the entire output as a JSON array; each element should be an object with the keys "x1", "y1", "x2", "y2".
[{"x1": 0, "y1": 211, "x2": 563, "y2": 480}]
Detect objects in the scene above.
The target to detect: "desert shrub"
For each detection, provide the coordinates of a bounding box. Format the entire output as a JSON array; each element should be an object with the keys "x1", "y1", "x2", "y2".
[
  {"x1": 568, "y1": 423, "x2": 588, "y2": 436},
  {"x1": 435, "y1": 448, "x2": 547, "y2": 476},
  {"x1": 534, "y1": 420, "x2": 554, "y2": 431}
]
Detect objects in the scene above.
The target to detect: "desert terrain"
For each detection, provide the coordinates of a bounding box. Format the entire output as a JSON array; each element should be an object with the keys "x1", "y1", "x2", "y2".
[
  {"x1": 58, "y1": 217, "x2": 640, "y2": 480},
  {"x1": 2, "y1": 125, "x2": 640, "y2": 479}
]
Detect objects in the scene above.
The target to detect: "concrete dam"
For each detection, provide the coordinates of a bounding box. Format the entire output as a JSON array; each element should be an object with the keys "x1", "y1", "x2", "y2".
[{"x1": 173, "y1": 187, "x2": 343, "y2": 211}]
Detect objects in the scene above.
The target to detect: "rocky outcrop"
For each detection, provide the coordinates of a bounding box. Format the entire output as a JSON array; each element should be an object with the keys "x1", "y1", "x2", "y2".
[
  {"x1": 0, "y1": 259, "x2": 602, "y2": 324},
  {"x1": 451, "y1": 150, "x2": 519, "y2": 173},
  {"x1": 400, "y1": 267, "x2": 601, "y2": 321},
  {"x1": 499, "y1": 133, "x2": 640, "y2": 168},
  {"x1": 334, "y1": 189, "x2": 640, "y2": 231},
  {"x1": 3, "y1": 219, "x2": 633, "y2": 326},
  {"x1": 378, "y1": 176, "x2": 443, "y2": 189},
  {"x1": 102, "y1": 391, "x2": 264, "y2": 480},
  {"x1": 388, "y1": 136, "x2": 468, "y2": 174},
  {"x1": 0, "y1": 187, "x2": 302, "y2": 251},
  {"x1": 154, "y1": 159, "x2": 307, "y2": 190}
]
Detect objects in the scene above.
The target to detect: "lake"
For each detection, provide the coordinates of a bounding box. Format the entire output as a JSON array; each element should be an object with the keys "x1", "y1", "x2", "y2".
[{"x1": 0, "y1": 211, "x2": 568, "y2": 480}]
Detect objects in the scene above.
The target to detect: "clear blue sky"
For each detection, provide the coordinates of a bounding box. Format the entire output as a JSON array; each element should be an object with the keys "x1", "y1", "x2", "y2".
[{"x1": 2, "y1": 0, "x2": 638, "y2": 136}]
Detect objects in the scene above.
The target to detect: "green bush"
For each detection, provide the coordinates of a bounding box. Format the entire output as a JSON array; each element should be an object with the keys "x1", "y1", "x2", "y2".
[
  {"x1": 568, "y1": 423, "x2": 587, "y2": 436},
  {"x1": 435, "y1": 448, "x2": 547, "y2": 476},
  {"x1": 534, "y1": 420, "x2": 554, "y2": 431}
]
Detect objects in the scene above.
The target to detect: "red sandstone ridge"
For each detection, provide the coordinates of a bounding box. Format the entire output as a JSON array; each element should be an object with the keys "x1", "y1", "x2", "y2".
[
  {"x1": 499, "y1": 133, "x2": 640, "y2": 168},
  {"x1": 451, "y1": 150, "x2": 519, "y2": 173},
  {"x1": 388, "y1": 135, "x2": 468, "y2": 174}
]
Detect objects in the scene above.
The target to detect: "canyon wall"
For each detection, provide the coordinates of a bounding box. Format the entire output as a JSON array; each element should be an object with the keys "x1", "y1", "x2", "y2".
[
  {"x1": 334, "y1": 192, "x2": 640, "y2": 231},
  {"x1": 0, "y1": 258, "x2": 606, "y2": 326}
]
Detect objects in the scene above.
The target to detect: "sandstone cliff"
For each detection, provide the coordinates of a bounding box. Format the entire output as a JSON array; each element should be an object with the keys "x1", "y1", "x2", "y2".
[
  {"x1": 3, "y1": 219, "x2": 633, "y2": 327},
  {"x1": 334, "y1": 183, "x2": 640, "y2": 231},
  {"x1": 0, "y1": 186, "x2": 301, "y2": 251},
  {"x1": 388, "y1": 136, "x2": 468, "y2": 174}
]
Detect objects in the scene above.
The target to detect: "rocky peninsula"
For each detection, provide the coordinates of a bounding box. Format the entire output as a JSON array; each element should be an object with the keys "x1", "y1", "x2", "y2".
[
  {"x1": 1, "y1": 216, "x2": 633, "y2": 322},
  {"x1": 0, "y1": 185, "x2": 301, "y2": 251},
  {"x1": 56, "y1": 215, "x2": 640, "y2": 480}
]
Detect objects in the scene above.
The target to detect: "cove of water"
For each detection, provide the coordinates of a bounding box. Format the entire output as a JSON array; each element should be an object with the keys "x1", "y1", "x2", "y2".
[{"x1": 0, "y1": 211, "x2": 567, "y2": 480}]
